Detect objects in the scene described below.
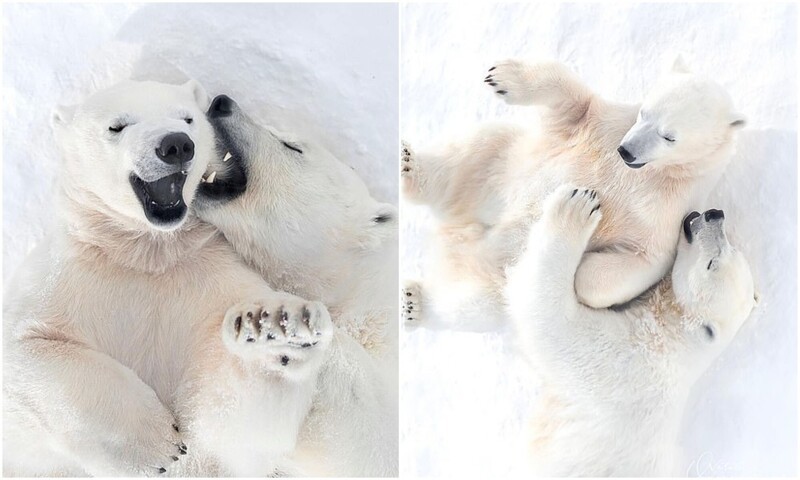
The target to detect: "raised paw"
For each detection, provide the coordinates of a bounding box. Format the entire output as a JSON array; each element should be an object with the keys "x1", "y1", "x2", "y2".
[
  {"x1": 401, "y1": 280, "x2": 422, "y2": 322},
  {"x1": 484, "y1": 59, "x2": 535, "y2": 105},
  {"x1": 541, "y1": 185, "x2": 602, "y2": 245},
  {"x1": 401, "y1": 140, "x2": 422, "y2": 198},
  {"x1": 222, "y1": 295, "x2": 333, "y2": 370}
]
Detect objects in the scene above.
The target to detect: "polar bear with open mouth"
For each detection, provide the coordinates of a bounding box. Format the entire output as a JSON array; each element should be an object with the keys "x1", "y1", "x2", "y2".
[
  {"x1": 505, "y1": 185, "x2": 757, "y2": 475},
  {"x1": 3, "y1": 80, "x2": 394, "y2": 477}
]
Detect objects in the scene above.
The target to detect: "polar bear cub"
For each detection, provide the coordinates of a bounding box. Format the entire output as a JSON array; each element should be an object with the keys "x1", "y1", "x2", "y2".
[
  {"x1": 505, "y1": 185, "x2": 756, "y2": 476},
  {"x1": 2, "y1": 80, "x2": 339, "y2": 477},
  {"x1": 402, "y1": 59, "x2": 745, "y2": 322}
]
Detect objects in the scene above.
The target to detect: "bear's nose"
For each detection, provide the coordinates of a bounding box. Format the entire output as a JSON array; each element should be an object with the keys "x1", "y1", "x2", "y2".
[
  {"x1": 156, "y1": 132, "x2": 194, "y2": 165},
  {"x1": 704, "y1": 209, "x2": 725, "y2": 222},
  {"x1": 617, "y1": 145, "x2": 636, "y2": 163},
  {"x1": 208, "y1": 95, "x2": 236, "y2": 118}
]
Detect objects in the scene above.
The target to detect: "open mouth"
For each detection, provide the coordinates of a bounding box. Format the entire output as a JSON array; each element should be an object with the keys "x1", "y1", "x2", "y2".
[
  {"x1": 129, "y1": 172, "x2": 188, "y2": 227},
  {"x1": 683, "y1": 211, "x2": 701, "y2": 243}
]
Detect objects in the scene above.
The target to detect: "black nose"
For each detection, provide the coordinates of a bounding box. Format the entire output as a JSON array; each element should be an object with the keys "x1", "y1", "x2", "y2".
[
  {"x1": 156, "y1": 132, "x2": 194, "y2": 165},
  {"x1": 617, "y1": 145, "x2": 636, "y2": 163},
  {"x1": 208, "y1": 95, "x2": 236, "y2": 118},
  {"x1": 704, "y1": 209, "x2": 725, "y2": 221}
]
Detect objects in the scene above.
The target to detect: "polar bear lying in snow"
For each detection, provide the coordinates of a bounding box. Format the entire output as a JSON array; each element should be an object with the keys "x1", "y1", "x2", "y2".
[
  {"x1": 505, "y1": 185, "x2": 757, "y2": 476},
  {"x1": 402, "y1": 59, "x2": 746, "y2": 324},
  {"x1": 3, "y1": 80, "x2": 394, "y2": 477}
]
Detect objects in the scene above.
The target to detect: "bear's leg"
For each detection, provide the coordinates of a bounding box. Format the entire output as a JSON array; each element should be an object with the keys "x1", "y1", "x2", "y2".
[
  {"x1": 506, "y1": 185, "x2": 602, "y2": 341},
  {"x1": 4, "y1": 335, "x2": 185, "y2": 476},
  {"x1": 485, "y1": 60, "x2": 593, "y2": 129},
  {"x1": 401, "y1": 124, "x2": 524, "y2": 223},
  {"x1": 574, "y1": 251, "x2": 670, "y2": 309},
  {"x1": 176, "y1": 291, "x2": 334, "y2": 476}
]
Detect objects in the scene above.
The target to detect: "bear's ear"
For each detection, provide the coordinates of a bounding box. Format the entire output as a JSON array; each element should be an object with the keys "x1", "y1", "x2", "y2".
[
  {"x1": 730, "y1": 112, "x2": 746, "y2": 129},
  {"x1": 183, "y1": 79, "x2": 209, "y2": 110},
  {"x1": 51, "y1": 104, "x2": 76, "y2": 129},
  {"x1": 671, "y1": 54, "x2": 692, "y2": 74}
]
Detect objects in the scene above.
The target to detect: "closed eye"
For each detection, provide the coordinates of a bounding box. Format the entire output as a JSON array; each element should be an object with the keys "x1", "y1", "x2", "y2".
[
  {"x1": 282, "y1": 141, "x2": 303, "y2": 154},
  {"x1": 108, "y1": 124, "x2": 127, "y2": 133},
  {"x1": 662, "y1": 134, "x2": 675, "y2": 143}
]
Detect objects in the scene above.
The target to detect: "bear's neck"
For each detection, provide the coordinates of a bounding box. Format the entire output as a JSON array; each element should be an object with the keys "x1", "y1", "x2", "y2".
[{"x1": 59, "y1": 188, "x2": 219, "y2": 274}]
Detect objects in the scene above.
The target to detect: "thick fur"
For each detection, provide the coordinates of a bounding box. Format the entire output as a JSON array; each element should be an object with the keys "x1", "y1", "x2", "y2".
[
  {"x1": 194, "y1": 95, "x2": 399, "y2": 475},
  {"x1": 403, "y1": 59, "x2": 746, "y2": 324},
  {"x1": 1, "y1": 81, "x2": 377, "y2": 476},
  {"x1": 504, "y1": 185, "x2": 756, "y2": 476}
]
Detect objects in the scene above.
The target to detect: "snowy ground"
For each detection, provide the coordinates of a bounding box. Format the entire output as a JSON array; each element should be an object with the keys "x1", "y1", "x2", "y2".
[
  {"x1": 400, "y1": 3, "x2": 797, "y2": 477},
  {"x1": 3, "y1": 3, "x2": 398, "y2": 282}
]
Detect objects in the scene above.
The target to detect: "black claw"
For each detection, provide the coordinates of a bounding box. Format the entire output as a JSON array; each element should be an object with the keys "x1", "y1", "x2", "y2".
[
  {"x1": 172, "y1": 423, "x2": 179, "y2": 432},
  {"x1": 158, "y1": 467, "x2": 167, "y2": 474},
  {"x1": 489, "y1": 66, "x2": 496, "y2": 71},
  {"x1": 571, "y1": 188, "x2": 578, "y2": 198},
  {"x1": 281, "y1": 356, "x2": 290, "y2": 366},
  {"x1": 590, "y1": 204, "x2": 601, "y2": 216},
  {"x1": 171, "y1": 456, "x2": 179, "y2": 462},
  {"x1": 489, "y1": 82, "x2": 497, "y2": 86},
  {"x1": 497, "y1": 90, "x2": 507, "y2": 95}
]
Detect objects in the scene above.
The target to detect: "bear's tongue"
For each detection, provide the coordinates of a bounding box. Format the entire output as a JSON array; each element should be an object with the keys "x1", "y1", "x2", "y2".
[{"x1": 144, "y1": 172, "x2": 186, "y2": 206}]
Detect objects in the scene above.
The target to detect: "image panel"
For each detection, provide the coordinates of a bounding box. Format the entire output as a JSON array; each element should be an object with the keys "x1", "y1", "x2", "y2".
[{"x1": 400, "y1": 2, "x2": 796, "y2": 477}]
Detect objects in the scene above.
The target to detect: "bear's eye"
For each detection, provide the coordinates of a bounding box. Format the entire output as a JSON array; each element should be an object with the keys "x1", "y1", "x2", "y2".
[
  {"x1": 184, "y1": 117, "x2": 193, "y2": 125},
  {"x1": 703, "y1": 324, "x2": 715, "y2": 340},
  {"x1": 108, "y1": 124, "x2": 127, "y2": 133},
  {"x1": 662, "y1": 134, "x2": 675, "y2": 143},
  {"x1": 282, "y1": 141, "x2": 303, "y2": 155}
]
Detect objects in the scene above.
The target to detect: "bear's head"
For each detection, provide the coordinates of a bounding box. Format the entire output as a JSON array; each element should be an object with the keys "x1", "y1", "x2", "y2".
[
  {"x1": 617, "y1": 58, "x2": 746, "y2": 173},
  {"x1": 671, "y1": 209, "x2": 756, "y2": 363},
  {"x1": 52, "y1": 80, "x2": 213, "y2": 231},
  {"x1": 194, "y1": 94, "x2": 396, "y2": 300}
]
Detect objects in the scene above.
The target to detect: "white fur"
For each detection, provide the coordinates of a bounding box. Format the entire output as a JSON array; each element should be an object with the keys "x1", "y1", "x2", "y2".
[
  {"x1": 403, "y1": 59, "x2": 745, "y2": 325},
  {"x1": 194, "y1": 96, "x2": 399, "y2": 475},
  {"x1": 2, "y1": 80, "x2": 391, "y2": 476},
  {"x1": 504, "y1": 185, "x2": 756, "y2": 476}
]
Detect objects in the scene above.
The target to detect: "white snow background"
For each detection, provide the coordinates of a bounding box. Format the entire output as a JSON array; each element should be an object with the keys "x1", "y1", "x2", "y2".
[
  {"x1": 3, "y1": 2, "x2": 399, "y2": 283},
  {"x1": 400, "y1": 3, "x2": 797, "y2": 477}
]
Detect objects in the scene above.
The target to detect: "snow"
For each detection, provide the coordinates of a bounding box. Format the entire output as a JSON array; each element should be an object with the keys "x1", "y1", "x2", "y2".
[
  {"x1": 400, "y1": 3, "x2": 797, "y2": 477},
  {"x1": 3, "y1": 3, "x2": 399, "y2": 283}
]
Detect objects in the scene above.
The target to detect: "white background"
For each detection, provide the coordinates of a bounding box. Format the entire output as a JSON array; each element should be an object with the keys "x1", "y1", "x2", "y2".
[
  {"x1": 400, "y1": 3, "x2": 797, "y2": 477},
  {"x1": 3, "y1": 2, "x2": 399, "y2": 282}
]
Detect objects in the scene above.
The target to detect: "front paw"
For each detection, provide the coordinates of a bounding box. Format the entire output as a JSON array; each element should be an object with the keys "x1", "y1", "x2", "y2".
[
  {"x1": 222, "y1": 295, "x2": 333, "y2": 371},
  {"x1": 401, "y1": 140, "x2": 421, "y2": 197},
  {"x1": 484, "y1": 60, "x2": 534, "y2": 105},
  {"x1": 88, "y1": 398, "x2": 187, "y2": 476},
  {"x1": 401, "y1": 279, "x2": 422, "y2": 322},
  {"x1": 541, "y1": 185, "x2": 602, "y2": 246}
]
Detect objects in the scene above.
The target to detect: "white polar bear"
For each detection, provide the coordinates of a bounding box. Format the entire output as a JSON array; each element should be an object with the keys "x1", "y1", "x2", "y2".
[
  {"x1": 192, "y1": 94, "x2": 399, "y2": 475},
  {"x1": 504, "y1": 185, "x2": 757, "y2": 476},
  {"x1": 402, "y1": 59, "x2": 746, "y2": 324},
  {"x1": 2, "y1": 80, "x2": 388, "y2": 477}
]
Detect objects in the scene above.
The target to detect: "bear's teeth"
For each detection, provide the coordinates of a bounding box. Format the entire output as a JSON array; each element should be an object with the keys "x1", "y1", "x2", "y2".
[
  {"x1": 206, "y1": 171, "x2": 217, "y2": 183},
  {"x1": 223, "y1": 151, "x2": 232, "y2": 162}
]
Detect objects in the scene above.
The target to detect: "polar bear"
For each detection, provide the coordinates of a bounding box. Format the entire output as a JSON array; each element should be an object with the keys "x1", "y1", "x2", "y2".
[
  {"x1": 504, "y1": 185, "x2": 757, "y2": 476},
  {"x1": 192, "y1": 94, "x2": 399, "y2": 475},
  {"x1": 195, "y1": 94, "x2": 398, "y2": 359},
  {"x1": 1, "y1": 80, "x2": 384, "y2": 477},
  {"x1": 402, "y1": 59, "x2": 746, "y2": 323}
]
